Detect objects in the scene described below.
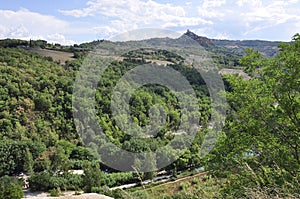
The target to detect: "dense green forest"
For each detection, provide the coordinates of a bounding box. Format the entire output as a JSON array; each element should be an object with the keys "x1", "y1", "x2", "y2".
[{"x1": 0, "y1": 33, "x2": 299, "y2": 198}]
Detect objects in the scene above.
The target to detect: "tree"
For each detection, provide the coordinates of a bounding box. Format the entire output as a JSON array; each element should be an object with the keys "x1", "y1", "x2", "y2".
[
  {"x1": 209, "y1": 34, "x2": 300, "y2": 197},
  {"x1": 239, "y1": 48, "x2": 264, "y2": 75},
  {"x1": 82, "y1": 161, "x2": 103, "y2": 193},
  {"x1": 142, "y1": 152, "x2": 157, "y2": 180},
  {"x1": 24, "y1": 147, "x2": 34, "y2": 175}
]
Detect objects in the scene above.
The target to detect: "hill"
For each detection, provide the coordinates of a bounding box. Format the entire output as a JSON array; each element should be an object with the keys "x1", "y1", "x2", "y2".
[
  {"x1": 1, "y1": 32, "x2": 299, "y2": 199},
  {"x1": 0, "y1": 31, "x2": 284, "y2": 68},
  {"x1": 181, "y1": 30, "x2": 283, "y2": 57},
  {"x1": 211, "y1": 38, "x2": 282, "y2": 57}
]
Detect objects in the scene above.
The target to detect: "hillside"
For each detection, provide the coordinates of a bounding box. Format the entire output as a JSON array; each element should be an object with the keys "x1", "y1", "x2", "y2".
[
  {"x1": 211, "y1": 38, "x2": 282, "y2": 57},
  {"x1": 181, "y1": 30, "x2": 283, "y2": 57},
  {"x1": 0, "y1": 31, "x2": 284, "y2": 68},
  {"x1": 28, "y1": 47, "x2": 75, "y2": 64},
  {"x1": 0, "y1": 33, "x2": 299, "y2": 199}
]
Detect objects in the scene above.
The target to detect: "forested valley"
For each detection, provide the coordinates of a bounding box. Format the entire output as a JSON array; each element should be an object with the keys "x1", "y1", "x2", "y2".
[{"x1": 0, "y1": 32, "x2": 299, "y2": 198}]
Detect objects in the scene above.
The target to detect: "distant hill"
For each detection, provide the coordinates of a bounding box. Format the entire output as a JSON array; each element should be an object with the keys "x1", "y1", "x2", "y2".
[
  {"x1": 211, "y1": 38, "x2": 282, "y2": 57},
  {"x1": 181, "y1": 30, "x2": 284, "y2": 57},
  {"x1": 0, "y1": 31, "x2": 285, "y2": 69}
]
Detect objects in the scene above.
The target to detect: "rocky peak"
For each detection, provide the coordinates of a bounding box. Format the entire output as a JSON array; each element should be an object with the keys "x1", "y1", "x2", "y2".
[{"x1": 183, "y1": 29, "x2": 213, "y2": 48}]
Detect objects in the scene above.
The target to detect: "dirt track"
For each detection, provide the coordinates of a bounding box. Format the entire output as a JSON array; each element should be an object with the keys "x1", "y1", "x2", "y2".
[{"x1": 23, "y1": 191, "x2": 113, "y2": 199}]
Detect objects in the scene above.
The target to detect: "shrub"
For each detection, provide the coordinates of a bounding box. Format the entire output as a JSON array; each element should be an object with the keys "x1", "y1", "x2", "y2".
[
  {"x1": 102, "y1": 172, "x2": 135, "y2": 187},
  {"x1": 49, "y1": 188, "x2": 60, "y2": 197},
  {"x1": 29, "y1": 172, "x2": 52, "y2": 191},
  {"x1": 90, "y1": 186, "x2": 124, "y2": 198},
  {"x1": 65, "y1": 174, "x2": 83, "y2": 190},
  {"x1": 0, "y1": 176, "x2": 24, "y2": 199},
  {"x1": 29, "y1": 172, "x2": 67, "y2": 191}
]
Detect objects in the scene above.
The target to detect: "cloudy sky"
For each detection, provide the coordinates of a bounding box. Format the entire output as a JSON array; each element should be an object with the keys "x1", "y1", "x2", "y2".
[{"x1": 1, "y1": 0, "x2": 300, "y2": 44}]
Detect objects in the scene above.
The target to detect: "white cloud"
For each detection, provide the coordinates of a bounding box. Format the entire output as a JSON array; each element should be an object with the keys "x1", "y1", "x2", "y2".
[
  {"x1": 198, "y1": 0, "x2": 228, "y2": 18},
  {"x1": 202, "y1": 0, "x2": 227, "y2": 8},
  {"x1": 60, "y1": 0, "x2": 211, "y2": 33},
  {"x1": 1, "y1": 0, "x2": 300, "y2": 43},
  {"x1": 6, "y1": 25, "x2": 30, "y2": 38},
  {"x1": 236, "y1": 0, "x2": 262, "y2": 7},
  {"x1": 0, "y1": 9, "x2": 75, "y2": 44},
  {"x1": 46, "y1": 33, "x2": 75, "y2": 45},
  {"x1": 238, "y1": 0, "x2": 300, "y2": 36},
  {"x1": 196, "y1": 0, "x2": 300, "y2": 40},
  {"x1": 214, "y1": 32, "x2": 230, "y2": 39}
]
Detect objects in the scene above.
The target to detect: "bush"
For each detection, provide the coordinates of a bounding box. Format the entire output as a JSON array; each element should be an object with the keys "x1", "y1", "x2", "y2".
[
  {"x1": 29, "y1": 172, "x2": 67, "y2": 191},
  {"x1": 91, "y1": 186, "x2": 103, "y2": 193},
  {"x1": 102, "y1": 172, "x2": 135, "y2": 187},
  {"x1": 29, "y1": 172, "x2": 52, "y2": 191},
  {"x1": 90, "y1": 186, "x2": 124, "y2": 198},
  {"x1": 49, "y1": 188, "x2": 60, "y2": 197},
  {"x1": 64, "y1": 174, "x2": 83, "y2": 190},
  {"x1": 0, "y1": 176, "x2": 24, "y2": 199}
]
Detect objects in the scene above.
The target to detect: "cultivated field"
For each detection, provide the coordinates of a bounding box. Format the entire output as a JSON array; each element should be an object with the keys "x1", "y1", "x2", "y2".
[{"x1": 28, "y1": 48, "x2": 75, "y2": 64}]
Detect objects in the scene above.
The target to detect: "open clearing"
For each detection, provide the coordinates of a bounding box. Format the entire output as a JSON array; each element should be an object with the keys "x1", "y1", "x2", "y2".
[{"x1": 28, "y1": 48, "x2": 75, "y2": 64}]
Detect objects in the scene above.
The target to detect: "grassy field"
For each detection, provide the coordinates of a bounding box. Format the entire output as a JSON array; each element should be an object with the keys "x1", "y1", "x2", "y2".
[
  {"x1": 28, "y1": 47, "x2": 75, "y2": 64},
  {"x1": 122, "y1": 171, "x2": 225, "y2": 199}
]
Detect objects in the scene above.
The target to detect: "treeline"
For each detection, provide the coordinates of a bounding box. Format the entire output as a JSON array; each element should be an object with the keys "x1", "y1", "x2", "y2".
[
  {"x1": 0, "y1": 39, "x2": 48, "y2": 48},
  {"x1": 0, "y1": 39, "x2": 88, "y2": 56}
]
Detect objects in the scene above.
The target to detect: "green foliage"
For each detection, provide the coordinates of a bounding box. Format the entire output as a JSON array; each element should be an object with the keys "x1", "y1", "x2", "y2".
[
  {"x1": 0, "y1": 140, "x2": 46, "y2": 176},
  {"x1": 209, "y1": 33, "x2": 300, "y2": 197},
  {"x1": 0, "y1": 176, "x2": 23, "y2": 199},
  {"x1": 29, "y1": 172, "x2": 66, "y2": 191},
  {"x1": 29, "y1": 172, "x2": 84, "y2": 192},
  {"x1": 0, "y1": 46, "x2": 77, "y2": 144},
  {"x1": 24, "y1": 147, "x2": 34, "y2": 175},
  {"x1": 49, "y1": 188, "x2": 60, "y2": 197},
  {"x1": 3, "y1": 34, "x2": 291, "y2": 197},
  {"x1": 0, "y1": 44, "x2": 210, "y2": 181},
  {"x1": 239, "y1": 48, "x2": 264, "y2": 75},
  {"x1": 101, "y1": 172, "x2": 135, "y2": 187},
  {"x1": 82, "y1": 162, "x2": 103, "y2": 193},
  {"x1": 0, "y1": 39, "x2": 29, "y2": 48},
  {"x1": 179, "y1": 181, "x2": 190, "y2": 191},
  {"x1": 90, "y1": 186, "x2": 127, "y2": 198},
  {"x1": 78, "y1": 49, "x2": 212, "y2": 169},
  {"x1": 64, "y1": 174, "x2": 83, "y2": 190}
]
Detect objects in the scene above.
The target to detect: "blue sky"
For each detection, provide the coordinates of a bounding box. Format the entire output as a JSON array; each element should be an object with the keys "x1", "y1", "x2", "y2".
[{"x1": 1, "y1": 0, "x2": 299, "y2": 44}]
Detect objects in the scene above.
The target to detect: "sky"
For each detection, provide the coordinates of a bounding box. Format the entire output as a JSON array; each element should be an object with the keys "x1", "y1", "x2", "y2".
[{"x1": 0, "y1": 0, "x2": 300, "y2": 45}]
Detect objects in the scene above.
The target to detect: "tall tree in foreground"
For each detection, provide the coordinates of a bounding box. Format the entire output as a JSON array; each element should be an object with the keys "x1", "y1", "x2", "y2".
[
  {"x1": 210, "y1": 34, "x2": 300, "y2": 198},
  {"x1": 82, "y1": 161, "x2": 103, "y2": 193}
]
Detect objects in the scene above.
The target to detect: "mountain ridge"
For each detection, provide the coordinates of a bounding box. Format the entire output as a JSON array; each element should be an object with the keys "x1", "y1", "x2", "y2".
[{"x1": 181, "y1": 30, "x2": 284, "y2": 57}]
